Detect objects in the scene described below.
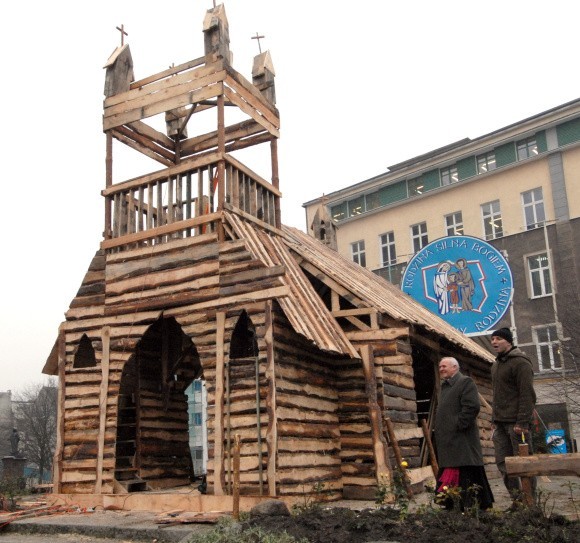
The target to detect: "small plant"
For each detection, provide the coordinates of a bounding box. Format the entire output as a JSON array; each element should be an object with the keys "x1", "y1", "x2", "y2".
[
  {"x1": 188, "y1": 516, "x2": 308, "y2": 543},
  {"x1": 463, "y1": 484, "x2": 482, "y2": 520},
  {"x1": 375, "y1": 461, "x2": 412, "y2": 518},
  {"x1": 434, "y1": 484, "x2": 462, "y2": 511},
  {"x1": 291, "y1": 481, "x2": 326, "y2": 514},
  {"x1": 0, "y1": 477, "x2": 26, "y2": 511},
  {"x1": 561, "y1": 480, "x2": 579, "y2": 521}
]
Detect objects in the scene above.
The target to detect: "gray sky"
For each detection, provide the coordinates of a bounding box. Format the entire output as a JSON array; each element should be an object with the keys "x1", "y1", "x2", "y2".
[{"x1": 1, "y1": 0, "x2": 578, "y2": 393}]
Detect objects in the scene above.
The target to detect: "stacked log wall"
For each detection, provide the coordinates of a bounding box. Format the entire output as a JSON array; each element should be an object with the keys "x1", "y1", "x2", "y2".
[
  {"x1": 202, "y1": 304, "x2": 270, "y2": 495},
  {"x1": 58, "y1": 233, "x2": 285, "y2": 494},
  {"x1": 272, "y1": 305, "x2": 345, "y2": 500},
  {"x1": 336, "y1": 332, "x2": 420, "y2": 499}
]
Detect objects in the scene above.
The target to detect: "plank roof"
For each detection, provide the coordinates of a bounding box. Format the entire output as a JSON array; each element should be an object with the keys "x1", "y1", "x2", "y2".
[{"x1": 280, "y1": 224, "x2": 495, "y2": 363}]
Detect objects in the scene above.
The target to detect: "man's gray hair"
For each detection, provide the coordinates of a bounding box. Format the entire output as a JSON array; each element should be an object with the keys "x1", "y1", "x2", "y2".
[{"x1": 440, "y1": 356, "x2": 459, "y2": 369}]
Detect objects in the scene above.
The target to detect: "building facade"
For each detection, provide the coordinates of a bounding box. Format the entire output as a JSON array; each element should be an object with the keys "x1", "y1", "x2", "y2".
[
  {"x1": 186, "y1": 379, "x2": 208, "y2": 477},
  {"x1": 304, "y1": 98, "x2": 580, "y2": 451}
]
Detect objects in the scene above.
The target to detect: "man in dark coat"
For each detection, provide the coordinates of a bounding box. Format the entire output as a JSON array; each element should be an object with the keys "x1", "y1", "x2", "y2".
[
  {"x1": 434, "y1": 357, "x2": 493, "y2": 510},
  {"x1": 490, "y1": 327, "x2": 537, "y2": 502}
]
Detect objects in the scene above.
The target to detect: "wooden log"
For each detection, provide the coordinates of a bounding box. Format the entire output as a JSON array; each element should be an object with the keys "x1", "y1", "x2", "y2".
[
  {"x1": 385, "y1": 418, "x2": 412, "y2": 498},
  {"x1": 421, "y1": 418, "x2": 439, "y2": 477},
  {"x1": 346, "y1": 328, "x2": 409, "y2": 342},
  {"x1": 96, "y1": 326, "x2": 109, "y2": 496},
  {"x1": 360, "y1": 345, "x2": 391, "y2": 486},
  {"x1": 505, "y1": 452, "x2": 580, "y2": 477},
  {"x1": 53, "y1": 325, "x2": 66, "y2": 493},
  {"x1": 213, "y1": 311, "x2": 226, "y2": 495}
]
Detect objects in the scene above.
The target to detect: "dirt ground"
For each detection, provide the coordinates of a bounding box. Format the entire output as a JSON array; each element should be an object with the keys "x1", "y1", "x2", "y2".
[{"x1": 241, "y1": 476, "x2": 580, "y2": 543}]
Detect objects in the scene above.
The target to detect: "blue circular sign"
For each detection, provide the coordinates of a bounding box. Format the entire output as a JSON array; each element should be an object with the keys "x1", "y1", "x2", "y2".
[{"x1": 401, "y1": 235, "x2": 513, "y2": 336}]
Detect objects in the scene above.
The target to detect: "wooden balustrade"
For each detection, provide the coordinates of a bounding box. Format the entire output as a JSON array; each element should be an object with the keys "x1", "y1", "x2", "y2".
[{"x1": 102, "y1": 154, "x2": 280, "y2": 252}]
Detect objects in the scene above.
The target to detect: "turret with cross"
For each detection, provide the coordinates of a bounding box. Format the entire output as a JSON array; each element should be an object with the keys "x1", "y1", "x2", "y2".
[{"x1": 101, "y1": 2, "x2": 280, "y2": 251}]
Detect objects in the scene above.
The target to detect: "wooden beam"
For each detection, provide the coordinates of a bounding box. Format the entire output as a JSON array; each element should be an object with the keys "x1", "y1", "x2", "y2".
[
  {"x1": 264, "y1": 300, "x2": 278, "y2": 496},
  {"x1": 102, "y1": 151, "x2": 221, "y2": 197},
  {"x1": 505, "y1": 453, "x2": 580, "y2": 477},
  {"x1": 359, "y1": 345, "x2": 391, "y2": 485},
  {"x1": 214, "y1": 311, "x2": 226, "y2": 495},
  {"x1": 52, "y1": 325, "x2": 66, "y2": 493},
  {"x1": 346, "y1": 328, "x2": 409, "y2": 342},
  {"x1": 100, "y1": 212, "x2": 222, "y2": 250},
  {"x1": 129, "y1": 55, "x2": 207, "y2": 90},
  {"x1": 95, "y1": 326, "x2": 110, "y2": 494}
]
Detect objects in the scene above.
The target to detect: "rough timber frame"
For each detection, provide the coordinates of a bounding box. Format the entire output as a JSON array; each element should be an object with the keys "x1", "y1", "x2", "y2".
[{"x1": 44, "y1": 3, "x2": 497, "y2": 513}]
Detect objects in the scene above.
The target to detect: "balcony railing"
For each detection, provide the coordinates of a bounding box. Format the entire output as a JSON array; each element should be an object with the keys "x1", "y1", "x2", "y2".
[{"x1": 101, "y1": 152, "x2": 280, "y2": 252}]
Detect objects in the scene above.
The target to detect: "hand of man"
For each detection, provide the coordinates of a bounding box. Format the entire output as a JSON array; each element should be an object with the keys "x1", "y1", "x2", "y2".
[{"x1": 513, "y1": 424, "x2": 525, "y2": 435}]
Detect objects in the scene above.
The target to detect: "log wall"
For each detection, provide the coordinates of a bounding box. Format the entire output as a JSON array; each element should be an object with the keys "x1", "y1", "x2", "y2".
[
  {"x1": 272, "y1": 304, "x2": 345, "y2": 501},
  {"x1": 57, "y1": 232, "x2": 286, "y2": 495}
]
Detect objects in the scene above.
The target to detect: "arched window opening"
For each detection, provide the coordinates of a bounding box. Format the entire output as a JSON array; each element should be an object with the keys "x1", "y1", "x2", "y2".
[
  {"x1": 230, "y1": 311, "x2": 258, "y2": 358},
  {"x1": 73, "y1": 334, "x2": 97, "y2": 368}
]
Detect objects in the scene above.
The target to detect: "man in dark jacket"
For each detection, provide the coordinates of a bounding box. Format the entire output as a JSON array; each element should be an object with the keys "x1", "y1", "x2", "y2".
[
  {"x1": 434, "y1": 357, "x2": 494, "y2": 510},
  {"x1": 490, "y1": 327, "x2": 537, "y2": 502}
]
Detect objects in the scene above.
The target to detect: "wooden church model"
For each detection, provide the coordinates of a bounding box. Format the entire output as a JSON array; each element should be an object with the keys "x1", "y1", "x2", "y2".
[{"x1": 43, "y1": 3, "x2": 495, "y2": 510}]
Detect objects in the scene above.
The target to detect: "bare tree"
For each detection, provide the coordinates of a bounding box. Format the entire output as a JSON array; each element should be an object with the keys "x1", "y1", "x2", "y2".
[{"x1": 13, "y1": 379, "x2": 57, "y2": 485}]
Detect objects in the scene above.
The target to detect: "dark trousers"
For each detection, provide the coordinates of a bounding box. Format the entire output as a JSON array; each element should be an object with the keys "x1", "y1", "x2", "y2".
[{"x1": 493, "y1": 422, "x2": 537, "y2": 498}]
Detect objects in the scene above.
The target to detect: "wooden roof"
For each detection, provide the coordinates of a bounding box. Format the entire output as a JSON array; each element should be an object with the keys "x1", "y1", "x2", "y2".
[
  {"x1": 225, "y1": 212, "x2": 358, "y2": 358},
  {"x1": 280, "y1": 224, "x2": 495, "y2": 363}
]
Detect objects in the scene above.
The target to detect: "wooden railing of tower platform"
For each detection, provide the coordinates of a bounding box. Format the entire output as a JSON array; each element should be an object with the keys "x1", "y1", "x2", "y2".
[{"x1": 101, "y1": 153, "x2": 281, "y2": 252}]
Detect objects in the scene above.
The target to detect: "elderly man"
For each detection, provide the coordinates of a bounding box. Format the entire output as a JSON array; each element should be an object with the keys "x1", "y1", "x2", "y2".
[
  {"x1": 434, "y1": 357, "x2": 494, "y2": 510},
  {"x1": 490, "y1": 327, "x2": 537, "y2": 505}
]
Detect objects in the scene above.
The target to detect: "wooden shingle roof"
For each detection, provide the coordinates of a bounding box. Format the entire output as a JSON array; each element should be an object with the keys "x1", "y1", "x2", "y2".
[{"x1": 280, "y1": 224, "x2": 495, "y2": 363}]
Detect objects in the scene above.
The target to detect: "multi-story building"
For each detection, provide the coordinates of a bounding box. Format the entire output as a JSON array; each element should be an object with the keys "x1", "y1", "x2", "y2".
[
  {"x1": 185, "y1": 379, "x2": 208, "y2": 477},
  {"x1": 304, "y1": 98, "x2": 580, "y2": 451}
]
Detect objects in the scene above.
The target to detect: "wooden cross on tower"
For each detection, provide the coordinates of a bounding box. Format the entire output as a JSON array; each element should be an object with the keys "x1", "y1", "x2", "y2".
[
  {"x1": 252, "y1": 32, "x2": 265, "y2": 54},
  {"x1": 116, "y1": 24, "x2": 128, "y2": 46}
]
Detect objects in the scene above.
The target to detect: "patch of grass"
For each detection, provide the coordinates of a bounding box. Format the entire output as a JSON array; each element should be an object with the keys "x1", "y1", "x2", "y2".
[{"x1": 187, "y1": 516, "x2": 309, "y2": 543}]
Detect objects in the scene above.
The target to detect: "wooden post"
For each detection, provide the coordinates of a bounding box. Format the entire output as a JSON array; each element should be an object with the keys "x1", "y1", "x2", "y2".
[
  {"x1": 214, "y1": 311, "x2": 226, "y2": 495},
  {"x1": 104, "y1": 133, "x2": 113, "y2": 239},
  {"x1": 385, "y1": 417, "x2": 413, "y2": 499},
  {"x1": 52, "y1": 325, "x2": 66, "y2": 493},
  {"x1": 420, "y1": 418, "x2": 439, "y2": 477},
  {"x1": 216, "y1": 94, "x2": 226, "y2": 242},
  {"x1": 518, "y1": 442, "x2": 535, "y2": 506},
  {"x1": 264, "y1": 300, "x2": 278, "y2": 496},
  {"x1": 360, "y1": 345, "x2": 392, "y2": 486},
  {"x1": 95, "y1": 326, "x2": 111, "y2": 493},
  {"x1": 270, "y1": 139, "x2": 280, "y2": 228},
  {"x1": 233, "y1": 434, "x2": 241, "y2": 520}
]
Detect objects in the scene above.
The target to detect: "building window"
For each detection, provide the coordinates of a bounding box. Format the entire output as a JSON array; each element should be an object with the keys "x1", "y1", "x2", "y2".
[
  {"x1": 407, "y1": 177, "x2": 424, "y2": 196},
  {"x1": 527, "y1": 252, "x2": 552, "y2": 297},
  {"x1": 517, "y1": 136, "x2": 538, "y2": 160},
  {"x1": 445, "y1": 211, "x2": 464, "y2": 236},
  {"x1": 481, "y1": 200, "x2": 503, "y2": 240},
  {"x1": 522, "y1": 187, "x2": 545, "y2": 230},
  {"x1": 351, "y1": 240, "x2": 366, "y2": 267},
  {"x1": 331, "y1": 202, "x2": 346, "y2": 221},
  {"x1": 477, "y1": 152, "x2": 497, "y2": 174},
  {"x1": 411, "y1": 222, "x2": 428, "y2": 253},
  {"x1": 533, "y1": 324, "x2": 561, "y2": 371},
  {"x1": 440, "y1": 166, "x2": 459, "y2": 186},
  {"x1": 379, "y1": 232, "x2": 396, "y2": 266},
  {"x1": 347, "y1": 195, "x2": 365, "y2": 217}
]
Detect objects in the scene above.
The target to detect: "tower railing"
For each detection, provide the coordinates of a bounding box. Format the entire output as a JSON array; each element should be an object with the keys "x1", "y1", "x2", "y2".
[{"x1": 101, "y1": 153, "x2": 280, "y2": 252}]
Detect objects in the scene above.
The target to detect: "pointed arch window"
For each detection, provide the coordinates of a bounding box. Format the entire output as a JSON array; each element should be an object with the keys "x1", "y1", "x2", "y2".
[
  {"x1": 230, "y1": 311, "x2": 258, "y2": 359},
  {"x1": 73, "y1": 334, "x2": 97, "y2": 368}
]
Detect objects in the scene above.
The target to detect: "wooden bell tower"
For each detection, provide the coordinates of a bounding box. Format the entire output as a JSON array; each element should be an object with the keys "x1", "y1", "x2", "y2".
[{"x1": 102, "y1": 3, "x2": 281, "y2": 252}]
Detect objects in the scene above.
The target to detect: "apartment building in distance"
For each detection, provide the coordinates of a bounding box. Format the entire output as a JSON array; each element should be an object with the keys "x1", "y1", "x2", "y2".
[{"x1": 304, "y1": 98, "x2": 580, "y2": 451}]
